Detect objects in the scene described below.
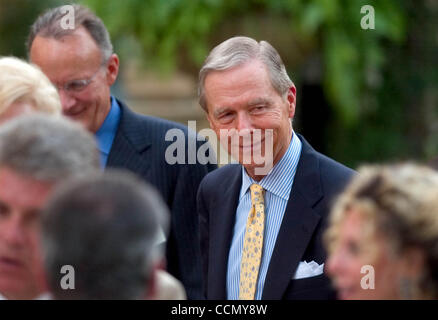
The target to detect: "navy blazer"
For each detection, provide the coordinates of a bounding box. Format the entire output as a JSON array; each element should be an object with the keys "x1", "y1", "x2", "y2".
[
  {"x1": 106, "y1": 99, "x2": 217, "y2": 299},
  {"x1": 197, "y1": 134, "x2": 354, "y2": 299}
]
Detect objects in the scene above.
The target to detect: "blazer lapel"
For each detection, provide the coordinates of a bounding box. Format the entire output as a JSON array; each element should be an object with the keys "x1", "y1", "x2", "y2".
[
  {"x1": 262, "y1": 136, "x2": 323, "y2": 299},
  {"x1": 106, "y1": 100, "x2": 152, "y2": 176},
  {"x1": 208, "y1": 165, "x2": 242, "y2": 299}
]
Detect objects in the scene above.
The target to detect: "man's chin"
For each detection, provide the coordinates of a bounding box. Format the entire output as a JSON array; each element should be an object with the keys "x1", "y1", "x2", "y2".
[
  {"x1": 0, "y1": 280, "x2": 40, "y2": 300},
  {"x1": 64, "y1": 115, "x2": 93, "y2": 133},
  {"x1": 238, "y1": 161, "x2": 273, "y2": 178}
]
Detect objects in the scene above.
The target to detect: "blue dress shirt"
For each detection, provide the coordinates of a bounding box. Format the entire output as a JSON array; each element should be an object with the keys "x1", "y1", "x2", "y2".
[
  {"x1": 95, "y1": 96, "x2": 121, "y2": 167},
  {"x1": 226, "y1": 131, "x2": 302, "y2": 300}
]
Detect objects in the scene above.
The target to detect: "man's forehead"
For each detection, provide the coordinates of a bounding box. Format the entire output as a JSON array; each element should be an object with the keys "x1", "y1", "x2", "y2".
[
  {"x1": 33, "y1": 25, "x2": 97, "y2": 49},
  {"x1": 30, "y1": 30, "x2": 103, "y2": 83},
  {"x1": 205, "y1": 61, "x2": 272, "y2": 93},
  {"x1": 30, "y1": 27, "x2": 101, "y2": 64},
  {"x1": 0, "y1": 167, "x2": 54, "y2": 199}
]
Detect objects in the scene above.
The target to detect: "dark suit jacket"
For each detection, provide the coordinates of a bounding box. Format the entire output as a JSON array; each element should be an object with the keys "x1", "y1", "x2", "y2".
[
  {"x1": 197, "y1": 134, "x2": 354, "y2": 299},
  {"x1": 106, "y1": 99, "x2": 217, "y2": 299}
]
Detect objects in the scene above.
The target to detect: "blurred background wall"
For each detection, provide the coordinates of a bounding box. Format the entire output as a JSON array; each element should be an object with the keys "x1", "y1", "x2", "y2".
[{"x1": 1, "y1": 0, "x2": 438, "y2": 168}]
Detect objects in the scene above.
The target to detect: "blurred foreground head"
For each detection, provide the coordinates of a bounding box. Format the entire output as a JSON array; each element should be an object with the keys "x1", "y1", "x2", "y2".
[
  {"x1": 325, "y1": 164, "x2": 438, "y2": 299},
  {"x1": 0, "y1": 115, "x2": 99, "y2": 299},
  {"x1": 0, "y1": 57, "x2": 61, "y2": 124},
  {"x1": 42, "y1": 170, "x2": 171, "y2": 300}
]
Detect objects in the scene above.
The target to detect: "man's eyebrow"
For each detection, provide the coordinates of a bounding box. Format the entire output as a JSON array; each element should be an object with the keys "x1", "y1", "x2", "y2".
[
  {"x1": 0, "y1": 199, "x2": 9, "y2": 212},
  {"x1": 213, "y1": 107, "x2": 232, "y2": 117},
  {"x1": 247, "y1": 98, "x2": 271, "y2": 106},
  {"x1": 23, "y1": 208, "x2": 41, "y2": 221}
]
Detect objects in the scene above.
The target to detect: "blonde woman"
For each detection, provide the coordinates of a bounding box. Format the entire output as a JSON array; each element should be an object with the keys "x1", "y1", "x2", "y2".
[
  {"x1": 325, "y1": 164, "x2": 438, "y2": 299},
  {"x1": 0, "y1": 56, "x2": 61, "y2": 123}
]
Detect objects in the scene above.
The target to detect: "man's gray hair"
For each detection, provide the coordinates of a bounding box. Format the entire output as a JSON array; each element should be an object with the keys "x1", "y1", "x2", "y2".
[
  {"x1": 27, "y1": 4, "x2": 113, "y2": 63},
  {"x1": 0, "y1": 114, "x2": 100, "y2": 182},
  {"x1": 198, "y1": 36, "x2": 293, "y2": 111},
  {"x1": 42, "y1": 169, "x2": 169, "y2": 299}
]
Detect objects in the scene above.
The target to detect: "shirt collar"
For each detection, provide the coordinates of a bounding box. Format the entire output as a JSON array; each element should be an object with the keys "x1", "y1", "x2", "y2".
[
  {"x1": 240, "y1": 131, "x2": 302, "y2": 201},
  {"x1": 96, "y1": 96, "x2": 121, "y2": 155}
]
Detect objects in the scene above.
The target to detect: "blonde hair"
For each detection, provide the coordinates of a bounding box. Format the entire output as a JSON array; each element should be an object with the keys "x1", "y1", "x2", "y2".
[
  {"x1": 325, "y1": 164, "x2": 438, "y2": 298},
  {"x1": 0, "y1": 56, "x2": 61, "y2": 116}
]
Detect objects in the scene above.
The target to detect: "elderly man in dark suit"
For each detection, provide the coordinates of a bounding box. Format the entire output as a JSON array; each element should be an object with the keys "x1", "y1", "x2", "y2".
[
  {"x1": 197, "y1": 36, "x2": 354, "y2": 300},
  {"x1": 27, "y1": 4, "x2": 216, "y2": 299}
]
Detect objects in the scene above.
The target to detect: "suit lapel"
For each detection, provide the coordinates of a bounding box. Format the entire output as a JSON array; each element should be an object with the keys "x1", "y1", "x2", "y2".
[
  {"x1": 208, "y1": 165, "x2": 242, "y2": 299},
  {"x1": 106, "y1": 100, "x2": 152, "y2": 176},
  {"x1": 262, "y1": 136, "x2": 323, "y2": 299}
]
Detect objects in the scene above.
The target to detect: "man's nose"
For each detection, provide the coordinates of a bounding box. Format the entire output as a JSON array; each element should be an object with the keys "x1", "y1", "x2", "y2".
[
  {"x1": 58, "y1": 89, "x2": 76, "y2": 112},
  {"x1": 1, "y1": 218, "x2": 26, "y2": 248},
  {"x1": 236, "y1": 112, "x2": 252, "y2": 131}
]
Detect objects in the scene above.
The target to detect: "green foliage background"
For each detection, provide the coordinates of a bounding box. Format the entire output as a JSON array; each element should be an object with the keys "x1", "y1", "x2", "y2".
[{"x1": 1, "y1": 0, "x2": 437, "y2": 168}]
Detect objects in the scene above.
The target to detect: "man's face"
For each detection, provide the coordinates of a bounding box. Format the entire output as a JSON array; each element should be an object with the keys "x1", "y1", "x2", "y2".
[
  {"x1": 30, "y1": 26, "x2": 119, "y2": 133},
  {"x1": 0, "y1": 167, "x2": 53, "y2": 299},
  {"x1": 204, "y1": 59, "x2": 296, "y2": 177}
]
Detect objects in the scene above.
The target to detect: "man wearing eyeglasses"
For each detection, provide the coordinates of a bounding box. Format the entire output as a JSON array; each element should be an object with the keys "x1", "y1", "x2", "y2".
[{"x1": 27, "y1": 4, "x2": 216, "y2": 300}]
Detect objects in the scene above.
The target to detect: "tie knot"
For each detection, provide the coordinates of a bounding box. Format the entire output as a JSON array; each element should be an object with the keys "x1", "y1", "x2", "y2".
[{"x1": 250, "y1": 183, "x2": 264, "y2": 205}]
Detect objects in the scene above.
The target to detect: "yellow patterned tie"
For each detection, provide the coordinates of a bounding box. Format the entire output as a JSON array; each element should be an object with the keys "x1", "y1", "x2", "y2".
[{"x1": 239, "y1": 183, "x2": 265, "y2": 300}]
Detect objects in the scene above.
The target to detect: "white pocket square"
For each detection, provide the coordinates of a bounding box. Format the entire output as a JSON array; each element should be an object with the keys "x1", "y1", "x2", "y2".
[{"x1": 293, "y1": 260, "x2": 324, "y2": 279}]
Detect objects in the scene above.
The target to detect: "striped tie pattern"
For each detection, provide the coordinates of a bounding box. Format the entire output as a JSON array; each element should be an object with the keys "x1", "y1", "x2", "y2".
[{"x1": 239, "y1": 183, "x2": 265, "y2": 300}]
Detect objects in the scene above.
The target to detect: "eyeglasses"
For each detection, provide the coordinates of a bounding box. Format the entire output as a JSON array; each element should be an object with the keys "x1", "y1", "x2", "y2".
[{"x1": 55, "y1": 66, "x2": 103, "y2": 94}]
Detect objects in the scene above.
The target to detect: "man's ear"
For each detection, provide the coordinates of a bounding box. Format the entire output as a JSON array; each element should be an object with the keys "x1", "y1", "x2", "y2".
[
  {"x1": 144, "y1": 256, "x2": 167, "y2": 300},
  {"x1": 400, "y1": 247, "x2": 426, "y2": 277},
  {"x1": 286, "y1": 84, "x2": 296, "y2": 119},
  {"x1": 106, "y1": 53, "x2": 119, "y2": 87},
  {"x1": 144, "y1": 262, "x2": 160, "y2": 300}
]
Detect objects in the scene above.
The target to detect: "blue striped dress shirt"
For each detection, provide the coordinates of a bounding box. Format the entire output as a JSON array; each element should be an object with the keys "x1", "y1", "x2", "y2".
[
  {"x1": 226, "y1": 132, "x2": 302, "y2": 300},
  {"x1": 96, "y1": 96, "x2": 121, "y2": 167}
]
